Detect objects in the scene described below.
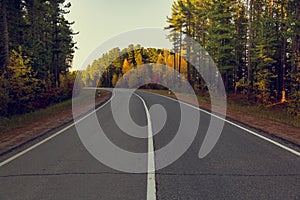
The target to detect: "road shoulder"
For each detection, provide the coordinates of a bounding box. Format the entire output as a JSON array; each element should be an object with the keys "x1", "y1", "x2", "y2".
[
  {"x1": 0, "y1": 91, "x2": 112, "y2": 157},
  {"x1": 141, "y1": 89, "x2": 300, "y2": 147}
]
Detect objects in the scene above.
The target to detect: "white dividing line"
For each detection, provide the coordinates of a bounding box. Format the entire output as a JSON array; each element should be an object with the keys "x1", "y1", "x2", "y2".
[
  {"x1": 134, "y1": 93, "x2": 156, "y2": 200},
  {"x1": 146, "y1": 92, "x2": 300, "y2": 157},
  {"x1": 0, "y1": 92, "x2": 115, "y2": 168}
]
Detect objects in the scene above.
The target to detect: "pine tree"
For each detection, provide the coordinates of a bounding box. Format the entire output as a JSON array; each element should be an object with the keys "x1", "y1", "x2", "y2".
[
  {"x1": 288, "y1": 0, "x2": 300, "y2": 117},
  {"x1": 206, "y1": 0, "x2": 237, "y2": 92},
  {"x1": 0, "y1": 0, "x2": 9, "y2": 71},
  {"x1": 166, "y1": 1, "x2": 184, "y2": 73},
  {"x1": 127, "y1": 44, "x2": 136, "y2": 66},
  {"x1": 233, "y1": 0, "x2": 248, "y2": 94}
]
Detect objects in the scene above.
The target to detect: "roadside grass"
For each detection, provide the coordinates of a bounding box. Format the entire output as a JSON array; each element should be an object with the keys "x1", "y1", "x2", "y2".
[
  {"x1": 0, "y1": 90, "x2": 110, "y2": 134},
  {"x1": 0, "y1": 99, "x2": 73, "y2": 134},
  {"x1": 3, "y1": 88, "x2": 294, "y2": 134},
  {"x1": 226, "y1": 94, "x2": 300, "y2": 128},
  {"x1": 141, "y1": 89, "x2": 300, "y2": 128}
]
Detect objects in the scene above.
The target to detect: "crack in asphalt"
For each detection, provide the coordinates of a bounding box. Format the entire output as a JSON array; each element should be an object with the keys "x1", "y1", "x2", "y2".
[{"x1": 0, "y1": 172, "x2": 299, "y2": 178}]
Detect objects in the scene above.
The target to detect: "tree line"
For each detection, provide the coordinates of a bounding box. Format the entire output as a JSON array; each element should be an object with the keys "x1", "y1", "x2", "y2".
[
  {"x1": 0, "y1": 0, "x2": 77, "y2": 116},
  {"x1": 82, "y1": 0, "x2": 299, "y2": 117},
  {"x1": 79, "y1": 44, "x2": 192, "y2": 89},
  {"x1": 165, "y1": 0, "x2": 299, "y2": 116},
  {"x1": 1, "y1": 0, "x2": 298, "y2": 118}
]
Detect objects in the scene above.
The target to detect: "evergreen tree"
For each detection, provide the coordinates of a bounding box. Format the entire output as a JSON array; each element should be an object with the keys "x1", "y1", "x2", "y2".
[{"x1": 0, "y1": 0, "x2": 10, "y2": 71}]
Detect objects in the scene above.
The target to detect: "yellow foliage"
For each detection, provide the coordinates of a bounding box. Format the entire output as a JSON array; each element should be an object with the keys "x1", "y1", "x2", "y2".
[{"x1": 122, "y1": 58, "x2": 132, "y2": 74}]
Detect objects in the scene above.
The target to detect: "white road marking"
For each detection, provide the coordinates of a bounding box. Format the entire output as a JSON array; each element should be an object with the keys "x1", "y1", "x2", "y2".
[
  {"x1": 146, "y1": 92, "x2": 300, "y2": 157},
  {"x1": 1, "y1": 89, "x2": 158, "y2": 199},
  {"x1": 0, "y1": 92, "x2": 115, "y2": 167},
  {"x1": 134, "y1": 93, "x2": 156, "y2": 200},
  {"x1": 1, "y1": 88, "x2": 298, "y2": 200}
]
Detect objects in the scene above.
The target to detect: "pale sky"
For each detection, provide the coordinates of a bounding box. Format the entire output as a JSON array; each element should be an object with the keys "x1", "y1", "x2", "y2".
[{"x1": 66, "y1": 0, "x2": 175, "y2": 70}]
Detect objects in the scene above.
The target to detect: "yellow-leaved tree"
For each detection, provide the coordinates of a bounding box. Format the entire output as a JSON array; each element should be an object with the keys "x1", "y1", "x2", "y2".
[
  {"x1": 122, "y1": 58, "x2": 132, "y2": 74},
  {"x1": 7, "y1": 49, "x2": 43, "y2": 115}
]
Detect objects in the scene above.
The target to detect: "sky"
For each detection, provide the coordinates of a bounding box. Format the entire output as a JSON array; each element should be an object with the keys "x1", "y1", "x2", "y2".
[{"x1": 66, "y1": 0, "x2": 175, "y2": 70}]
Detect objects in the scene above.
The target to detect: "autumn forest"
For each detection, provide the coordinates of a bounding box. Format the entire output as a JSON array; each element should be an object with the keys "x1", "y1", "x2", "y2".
[{"x1": 0, "y1": 0, "x2": 300, "y2": 119}]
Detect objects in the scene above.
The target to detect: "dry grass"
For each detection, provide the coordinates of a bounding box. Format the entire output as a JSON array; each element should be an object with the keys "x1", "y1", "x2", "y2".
[
  {"x1": 0, "y1": 90, "x2": 110, "y2": 134},
  {"x1": 0, "y1": 99, "x2": 73, "y2": 134},
  {"x1": 226, "y1": 94, "x2": 300, "y2": 128},
  {"x1": 141, "y1": 89, "x2": 300, "y2": 128}
]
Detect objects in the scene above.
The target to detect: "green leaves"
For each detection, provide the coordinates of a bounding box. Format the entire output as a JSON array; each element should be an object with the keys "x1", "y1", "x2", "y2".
[
  {"x1": 165, "y1": 0, "x2": 299, "y2": 113},
  {"x1": 0, "y1": 0, "x2": 77, "y2": 117},
  {"x1": 3, "y1": 49, "x2": 43, "y2": 115}
]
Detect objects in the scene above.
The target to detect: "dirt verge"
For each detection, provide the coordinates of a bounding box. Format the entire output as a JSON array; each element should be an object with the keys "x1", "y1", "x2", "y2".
[
  {"x1": 0, "y1": 91, "x2": 112, "y2": 156},
  {"x1": 145, "y1": 90, "x2": 300, "y2": 146}
]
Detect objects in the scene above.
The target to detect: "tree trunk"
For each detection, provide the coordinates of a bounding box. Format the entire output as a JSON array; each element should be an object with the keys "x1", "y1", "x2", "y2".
[
  {"x1": 178, "y1": 27, "x2": 182, "y2": 74},
  {"x1": 1, "y1": 0, "x2": 9, "y2": 71},
  {"x1": 280, "y1": 0, "x2": 287, "y2": 103},
  {"x1": 173, "y1": 52, "x2": 176, "y2": 71},
  {"x1": 247, "y1": 0, "x2": 253, "y2": 101},
  {"x1": 292, "y1": 0, "x2": 300, "y2": 74}
]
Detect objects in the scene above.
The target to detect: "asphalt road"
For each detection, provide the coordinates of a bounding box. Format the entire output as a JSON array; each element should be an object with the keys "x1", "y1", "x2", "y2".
[{"x1": 0, "y1": 90, "x2": 299, "y2": 200}]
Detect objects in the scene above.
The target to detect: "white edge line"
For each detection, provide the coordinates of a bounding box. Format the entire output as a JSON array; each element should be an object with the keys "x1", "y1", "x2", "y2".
[
  {"x1": 142, "y1": 91, "x2": 300, "y2": 157},
  {"x1": 0, "y1": 92, "x2": 116, "y2": 167},
  {"x1": 134, "y1": 93, "x2": 157, "y2": 200}
]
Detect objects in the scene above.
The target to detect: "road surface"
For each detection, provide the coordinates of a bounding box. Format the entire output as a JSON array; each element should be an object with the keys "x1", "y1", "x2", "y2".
[{"x1": 0, "y1": 90, "x2": 299, "y2": 199}]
